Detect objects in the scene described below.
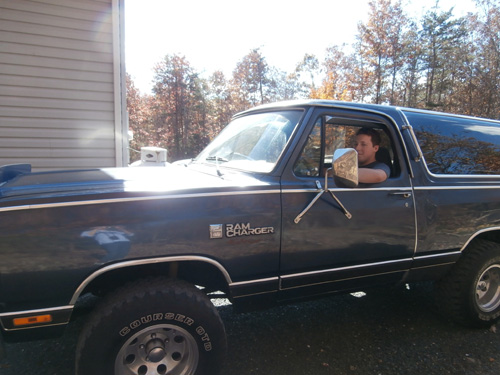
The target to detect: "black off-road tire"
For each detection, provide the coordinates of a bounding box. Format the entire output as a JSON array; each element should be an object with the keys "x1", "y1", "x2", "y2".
[
  {"x1": 435, "y1": 239, "x2": 500, "y2": 328},
  {"x1": 75, "y1": 278, "x2": 227, "y2": 375}
]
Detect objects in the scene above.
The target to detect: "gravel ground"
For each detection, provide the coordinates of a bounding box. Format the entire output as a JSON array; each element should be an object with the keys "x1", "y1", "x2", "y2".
[{"x1": 1, "y1": 283, "x2": 500, "y2": 375}]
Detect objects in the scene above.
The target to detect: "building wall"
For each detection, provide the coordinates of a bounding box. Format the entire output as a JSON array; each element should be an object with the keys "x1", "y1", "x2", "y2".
[{"x1": 0, "y1": 0, "x2": 127, "y2": 171}]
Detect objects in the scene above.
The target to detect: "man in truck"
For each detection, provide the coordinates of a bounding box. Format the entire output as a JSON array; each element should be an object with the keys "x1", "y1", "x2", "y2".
[{"x1": 355, "y1": 128, "x2": 391, "y2": 184}]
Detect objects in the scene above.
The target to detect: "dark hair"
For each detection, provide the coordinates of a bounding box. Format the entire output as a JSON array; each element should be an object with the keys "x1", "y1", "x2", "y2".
[{"x1": 356, "y1": 128, "x2": 381, "y2": 146}]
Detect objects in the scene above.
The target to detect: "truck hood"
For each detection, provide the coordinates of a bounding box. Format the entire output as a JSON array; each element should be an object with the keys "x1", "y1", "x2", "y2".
[{"x1": 0, "y1": 164, "x2": 273, "y2": 200}]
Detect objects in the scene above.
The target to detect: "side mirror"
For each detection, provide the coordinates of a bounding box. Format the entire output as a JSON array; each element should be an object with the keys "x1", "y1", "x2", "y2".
[{"x1": 333, "y1": 148, "x2": 358, "y2": 188}]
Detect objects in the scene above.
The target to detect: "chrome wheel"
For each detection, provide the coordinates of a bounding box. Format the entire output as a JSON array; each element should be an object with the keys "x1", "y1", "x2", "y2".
[
  {"x1": 115, "y1": 324, "x2": 199, "y2": 375},
  {"x1": 475, "y1": 264, "x2": 500, "y2": 313},
  {"x1": 77, "y1": 278, "x2": 226, "y2": 375}
]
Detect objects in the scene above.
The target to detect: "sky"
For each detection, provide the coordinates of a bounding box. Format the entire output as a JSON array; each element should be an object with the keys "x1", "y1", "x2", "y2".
[{"x1": 125, "y1": 0, "x2": 477, "y2": 94}]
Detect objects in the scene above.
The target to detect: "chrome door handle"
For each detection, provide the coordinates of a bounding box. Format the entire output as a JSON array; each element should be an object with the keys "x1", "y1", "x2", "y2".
[{"x1": 389, "y1": 191, "x2": 412, "y2": 198}]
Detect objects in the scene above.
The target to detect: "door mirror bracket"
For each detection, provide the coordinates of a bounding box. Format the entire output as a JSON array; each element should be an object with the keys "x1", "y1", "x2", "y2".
[{"x1": 294, "y1": 164, "x2": 354, "y2": 224}]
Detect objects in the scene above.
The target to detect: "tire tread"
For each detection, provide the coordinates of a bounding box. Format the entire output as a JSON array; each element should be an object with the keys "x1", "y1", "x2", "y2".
[{"x1": 76, "y1": 277, "x2": 226, "y2": 375}]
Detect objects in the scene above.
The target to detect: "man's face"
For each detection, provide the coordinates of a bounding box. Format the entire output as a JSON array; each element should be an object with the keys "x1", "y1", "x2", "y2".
[{"x1": 355, "y1": 134, "x2": 379, "y2": 166}]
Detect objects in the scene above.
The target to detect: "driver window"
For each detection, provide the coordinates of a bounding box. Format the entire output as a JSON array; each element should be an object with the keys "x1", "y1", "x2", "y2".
[{"x1": 294, "y1": 115, "x2": 398, "y2": 178}]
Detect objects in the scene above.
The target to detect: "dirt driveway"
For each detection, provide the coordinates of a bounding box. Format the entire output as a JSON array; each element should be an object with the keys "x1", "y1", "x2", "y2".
[{"x1": 2, "y1": 283, "x2": 500, "y2": 375}]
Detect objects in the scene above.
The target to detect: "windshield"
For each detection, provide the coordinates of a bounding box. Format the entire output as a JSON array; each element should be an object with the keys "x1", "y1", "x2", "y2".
[{"x1": 194, "y1": 110, "x2": 303, "y2": 173}]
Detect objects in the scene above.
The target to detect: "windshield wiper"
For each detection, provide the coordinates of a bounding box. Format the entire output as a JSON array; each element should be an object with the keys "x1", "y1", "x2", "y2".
[
  {"x1": 205, "y1": 156, "x2": 227, "y2": 178},
  {"x1": 205, "y1": 156, "x2": 228, "y2": 162}
]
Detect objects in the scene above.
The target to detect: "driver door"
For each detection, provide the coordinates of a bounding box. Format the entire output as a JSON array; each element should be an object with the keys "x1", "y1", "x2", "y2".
[{"x1": 279, "y1": 108, "x2": 416, "y2": 299}]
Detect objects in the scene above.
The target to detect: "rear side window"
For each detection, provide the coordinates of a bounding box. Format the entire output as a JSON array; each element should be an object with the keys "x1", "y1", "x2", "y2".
[{"x1": 405, "y1": 111, "x2": 500, "y2": 175}]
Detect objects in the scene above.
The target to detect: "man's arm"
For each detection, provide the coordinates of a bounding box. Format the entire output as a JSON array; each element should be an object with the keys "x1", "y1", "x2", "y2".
[{"x1": 358, "y1": 167, "x2": 388, "y2": 183}]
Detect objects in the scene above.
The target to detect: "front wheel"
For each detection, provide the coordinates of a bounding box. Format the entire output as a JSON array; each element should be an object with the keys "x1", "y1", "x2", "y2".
[
  {"x1": 435, "y1": 239, "x2": 500, "y2": 327},
  {"x1": 76, "y1": 278, "x2": 227, "y2": 375}
]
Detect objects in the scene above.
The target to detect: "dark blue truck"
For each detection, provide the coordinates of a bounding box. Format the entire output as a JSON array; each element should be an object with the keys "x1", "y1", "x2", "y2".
[{"x1": 1, "y1": 100, "x2": 500, "y2": 375}]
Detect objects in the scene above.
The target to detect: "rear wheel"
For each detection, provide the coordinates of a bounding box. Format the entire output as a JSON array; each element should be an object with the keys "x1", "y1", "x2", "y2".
[
  {"x1": 476, "y1": 264, "x2": 500, "y2": 314},
  {"x1": 435, "y1": 239, "x2": 500, "y2": 327},
  {"x1": 76, "y1": 278, "x2": 227, "y2": 375}
]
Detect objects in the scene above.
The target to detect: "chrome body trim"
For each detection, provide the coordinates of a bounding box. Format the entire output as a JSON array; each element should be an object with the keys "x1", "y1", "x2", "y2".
[
  {"x1": 395, "y1": 108, "x2": 417, "y2": 178},
  {"x1": 0, "y1": 305, "x2": 73, "y2": 319},
  {"x1": 70, "y1": 256, "x2": 233, "y2": 305},
  {"x1": 229, "y1": 277, "x2": 279, "y2": 287},
  {"x1": 401, "y1": 124, "x2": 423, "y2": 162},
  {"x1": 423, "y1": 170, "x2": 500, "y2": 179},
  {"x1": 414, "y1": 251, "x2": 462, "y2": 260},
  {"x1": 281, "y1": 270, "x2": 406, "y2": 290},
  {"x1": 229, "y1": 252, "x2": 463, "y2": 290},
  {"x1": 280, "y1": 258, "x2": 413, "y2": 282},
  {"x1": 381, "y1": 107, "x2": 415, "y2": 178},
  {"x1": 282, "y1": 187, "x2": 414, "y2": 194},
  {"x1": 409, "y1": 186, "x2": 419, "y2": 256},
  {"x1": 414, "y1": 185, "x2": 500, "y2": 190},
  {"x1": 2, "y1": 321, "x2": 68, "y2": 332},
  {"x1": 0, "y1": 189, "x2": 281, "y2": 213},
  {"x1": 4, "y1": 184, "x2": 497, "y2": 215},
  {"x1": 460, "y1": 227, "x2": 500, "y2": 251},
  {"x1": 279, "y1": 251, "x2": 462, "y2": 286}
]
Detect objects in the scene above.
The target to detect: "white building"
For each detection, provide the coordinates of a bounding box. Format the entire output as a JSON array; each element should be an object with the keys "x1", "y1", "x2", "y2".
[{"x1": 0, "y1": 0, "x2": 127, "y2": 171}]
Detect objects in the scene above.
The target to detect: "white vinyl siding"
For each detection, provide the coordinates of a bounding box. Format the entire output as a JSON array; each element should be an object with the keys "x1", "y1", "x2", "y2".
[{"x1": 0, "y1": 0, "x2": 126, "y2": 171}]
